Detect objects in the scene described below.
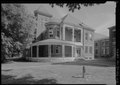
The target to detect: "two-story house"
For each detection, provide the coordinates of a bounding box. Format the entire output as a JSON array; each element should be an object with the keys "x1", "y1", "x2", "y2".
[{"x1": 26, "y1": 9, "x2": 95, "y2": 62}]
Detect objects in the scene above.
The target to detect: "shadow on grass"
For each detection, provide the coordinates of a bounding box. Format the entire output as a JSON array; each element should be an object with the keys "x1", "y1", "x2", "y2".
[
  {"x1": 2, "y1": 74, "x2": 58, "y2": 84},
  {"x1": 52, "y1": 59, "x2": 115, "y2": 67},
  {"x1": 2, "y1": 69, "x2": 13, "y2": 72}
]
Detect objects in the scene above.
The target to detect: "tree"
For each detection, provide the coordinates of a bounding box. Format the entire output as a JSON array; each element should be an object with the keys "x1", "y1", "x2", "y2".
[
  {"x1": 50, "y1": 2, "x2": 107, "y2": 12},
  {"x1": 1, "y1": 4, "x2": 35, "y2": 62}
]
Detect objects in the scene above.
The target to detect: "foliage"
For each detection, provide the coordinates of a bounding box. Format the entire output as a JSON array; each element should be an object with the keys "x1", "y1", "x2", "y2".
[
  {"x1": 50, "y1": 2, "x2": 106, "y2": 12},
  {"x1": 1, "y1": 4, "x2": 36, "y2": 62}
]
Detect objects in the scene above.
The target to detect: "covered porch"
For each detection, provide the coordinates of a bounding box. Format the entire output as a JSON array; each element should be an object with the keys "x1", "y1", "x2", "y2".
[{"x1": 28, "y1": 39, "x2": 83, "y2": 62}]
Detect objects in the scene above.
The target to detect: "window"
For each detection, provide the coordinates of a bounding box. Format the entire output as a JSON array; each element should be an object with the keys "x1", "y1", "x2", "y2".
[
  {"x1": 85, "y1": 46, "x2": 88, "y2": 53},
  {"x1": 112, "y1": 31, "x2": 116, "y2": 38},
  {"x1": 85, "y1": 33, "x2": 88, "y2": 40},
  {"x1": 95, "y1": 49, "x2": 98, "y2": 54},
  {"x1": 56, "y1": 30, "x2": 60, "y2": 38},
  {"x1": 102, "y1": 48, "x2": 105, "y2": 55},
  {"x1": 106, "y1": 47, "x2": 109, "y2": 55},
  {"x1": 89, "y1": 46, "x2": 92, "y2": 54},
  {"x1": 102, "y1": 42, "x2": 105, "y2": 46},
  {"x1": 95, "y1": 43, "x2": 98, "y2": 47},
  {"x1": 49, "y1": 28, "x2": 53, "y2": 38},
  {"x1": 50, "y1": 35, "x2": 53, "y2": 37},
  {"x1": 65, "y1": 46, "x2": 72, "y2": 57},
  {"x1": 106, "y1": 41, "x2": 109, "y2": 46},
  {"x1": 55, "y1": 45, "x2": 61, "y2": 54},
  {"x1": 89, "y1": 33, "x2": 92, "y2": 41}
]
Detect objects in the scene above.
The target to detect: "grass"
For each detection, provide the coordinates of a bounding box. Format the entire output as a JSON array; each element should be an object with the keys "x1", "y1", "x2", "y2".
[{"x1": 52, "y1": 59, "x2": 116, "y2": 67}]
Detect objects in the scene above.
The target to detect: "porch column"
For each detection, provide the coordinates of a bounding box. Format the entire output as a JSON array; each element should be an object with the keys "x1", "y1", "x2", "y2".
[
  {"x1": 62, "y1": 45, "x2": 65, "y2": 57},
  {"x1": 63, "y1": 26, "x2": 65, "y2": 40},
  {"x1": 72, "y1": 28, "x2": 74, "y2": 42},
  {"x1": 37, "y1": 45, "x2": 39, "y2": 57},
  {"x1": 72, "y1": 45, "x2": 74, "y2": 57},
  {"x1": 31, "y1": 46, "x2": 32, "y2": 57},
  {"x1": 48, "y1": 45, "x2": 51, "y2": 58}
]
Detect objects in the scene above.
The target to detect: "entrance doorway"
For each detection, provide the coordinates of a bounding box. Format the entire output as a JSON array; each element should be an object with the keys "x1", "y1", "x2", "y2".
[{"x1": 76, "y1": 48, "x2": 81, "y2": 57}]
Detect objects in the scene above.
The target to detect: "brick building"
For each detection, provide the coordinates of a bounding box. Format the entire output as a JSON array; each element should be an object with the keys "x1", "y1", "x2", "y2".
[
  {"x1": 108, "y1": 26, "x2": 116, "y2": 59},
  {"x1": 26, "y1": 8, "x2": 95, "y2": 62},
  {"x1": 94, "y1": 35, "x2": 109, "y2": 58}
]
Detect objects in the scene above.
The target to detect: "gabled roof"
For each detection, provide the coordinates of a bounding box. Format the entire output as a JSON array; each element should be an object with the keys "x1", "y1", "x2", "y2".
[
  {"x1": 62, "y1": 14, "x2": 95, "y2": 31},
  {"x1": 79, "y1": 23, "x2": 95, "y2": 31},
  {"x1": 34, "y1": 6, "x2": 52, "y2": 17},
  {"x1": 94, "y1": 33, "x2": 109, "y2": 41},
  {"x1": 47, "y1": 17, "x2": 61, "y2": 24},
  {"x1": 63, "y1": 14, "x2": 82, "y2": 27}
]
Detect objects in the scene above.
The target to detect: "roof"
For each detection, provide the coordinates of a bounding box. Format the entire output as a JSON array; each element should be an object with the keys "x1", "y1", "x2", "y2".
[
  {"x1": 46, "y1": 17, "x2": 61, "y2": 24},
  {"x1": 31, "y1": 39, "x2": 83, "y2": 46},
  {"x1": 62, "y1": 14, "x2": 95, "y2": 31},
  {"x1": 34, "y1": 6, "x2": 52, "y2": 17},
  {"x1": 108, "y1": 26, "x2": 116, "y2": 29},
  {"x1": 94, "y1": 33, "x2": 109, "y2": 41},
  {"x1": 79, "y1": 23, "x2": 95, "y2": 31}
]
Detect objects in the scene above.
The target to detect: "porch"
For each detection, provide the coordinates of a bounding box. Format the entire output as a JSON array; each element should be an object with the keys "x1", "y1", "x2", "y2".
[{"x1": 27, "y1": 39, "x2": 83, "y2": 62}]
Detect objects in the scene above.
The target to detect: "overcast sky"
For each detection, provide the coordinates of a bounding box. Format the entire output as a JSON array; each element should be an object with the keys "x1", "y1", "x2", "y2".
[{"x1": 24, "y1": 2, "x2": 116, "y2": 36}]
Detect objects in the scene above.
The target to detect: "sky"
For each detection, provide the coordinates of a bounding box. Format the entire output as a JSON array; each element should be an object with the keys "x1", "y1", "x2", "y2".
[{"x1": 24, "y1": 2, "x2": 116, "y2": 36}]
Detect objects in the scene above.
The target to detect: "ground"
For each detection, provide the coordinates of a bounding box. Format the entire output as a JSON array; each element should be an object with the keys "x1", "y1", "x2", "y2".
[{"x1": 1, "y1": 59, "x2": 116, "y2": 84}]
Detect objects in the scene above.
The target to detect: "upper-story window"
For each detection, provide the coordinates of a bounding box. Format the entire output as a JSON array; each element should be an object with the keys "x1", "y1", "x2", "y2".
[
  {"x1": 101, "y1": 41, "x2": 105, "y2": 46},
  {"x1": 49, "y1": 27, "x2": 53, "y2": 38},
  {"x1": 57, "y1": 30, "x2": 60, "y2": 38},
  {"x1": 105, "y1": 41, "x2": 109, "y2": 46},
  {"x1": 74, "y1": 29, "x2": 81, "y2": 42},
  {"x1": 95, "y1": 43, "x2": 98, "y2": 47},
  {"x1": 85, "y1": 33, "x2": 88, "y2": 40},
  {"x1": 85, "y1": 46, "x2": 88, "y2": 53},
  {"x1": 95, "y1": 49, "x2": 98, "y2": 54},
  {"x1": 89, "y1": 33, "x2": 93, "y2": 41},
  {"x1": 89, "y1": 46, "x2": 92, "y2": 54},
  {"x1": 112, "y1": 31, "x2": 116, "y2": 39},
  {"x1": 102, "y1": 48, "x2": 105, "y2": 55}
]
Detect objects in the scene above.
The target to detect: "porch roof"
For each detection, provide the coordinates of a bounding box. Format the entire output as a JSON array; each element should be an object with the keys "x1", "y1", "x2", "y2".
[{"x1": 31, "y1": 39, "x2": 83, "y2": 46}]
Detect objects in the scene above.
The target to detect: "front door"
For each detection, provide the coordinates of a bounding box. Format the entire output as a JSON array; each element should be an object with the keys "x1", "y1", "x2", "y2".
[{"x1": 76, "y1": 48, "x2": 81, "y2": 57}]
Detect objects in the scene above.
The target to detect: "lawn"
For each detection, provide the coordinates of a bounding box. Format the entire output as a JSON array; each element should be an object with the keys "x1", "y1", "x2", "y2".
[
  {"x1": 1, "y1": 59, "x2": 116, "y2": 84},
  {"x1": 52, "y1": 58, "x2": 116, "y2": 67}
]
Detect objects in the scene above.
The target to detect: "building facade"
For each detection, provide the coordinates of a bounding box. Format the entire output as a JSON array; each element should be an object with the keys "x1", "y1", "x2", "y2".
[
  {"x1": 108, "y1": 26, "x2": 116, "y2": 59},
  {"x1": 94, "y1": 37, "x2": 109, "y2": 58},
  {"x1": 26, "y1": 9, "x2": 95, "y2": 62}
]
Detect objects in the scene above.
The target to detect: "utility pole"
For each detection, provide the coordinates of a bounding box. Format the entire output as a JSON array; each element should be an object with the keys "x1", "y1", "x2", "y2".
[{"x1": 82, "y1": 65, "x2": 86, "y2": 78}]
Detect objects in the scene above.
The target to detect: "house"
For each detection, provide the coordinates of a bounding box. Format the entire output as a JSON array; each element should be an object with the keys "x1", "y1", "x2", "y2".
[
  {"x1": 26, "y1": 8, "x2": 95, "y2": 62},
  {"x1": 94, "y1": 33, "x2": 109, "y2": 58},
  {"x1": 108, "y1": 26, "x2": 116, "y2": 59}
]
